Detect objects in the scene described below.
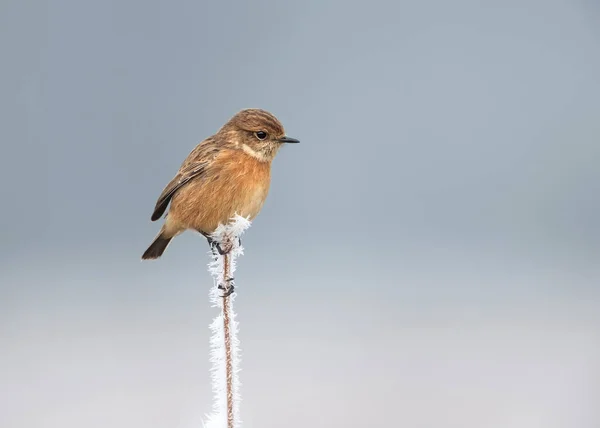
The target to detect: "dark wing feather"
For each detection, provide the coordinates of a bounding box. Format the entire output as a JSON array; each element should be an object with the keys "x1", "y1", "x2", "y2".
[{"x1": 150, "y1": 138, "x2": 220, "y2": 221}]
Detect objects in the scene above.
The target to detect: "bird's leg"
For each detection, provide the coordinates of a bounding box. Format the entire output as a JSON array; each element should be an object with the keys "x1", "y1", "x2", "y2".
[
  {"x1": 205, "y1": 235, "x2": 230, "y2": 256},
  {"x1": 202, "y1": 232, "x2": 234, "y2": 296},
  {"x1": 214, "y1": 240, "x2": 231, "y2": 255},
  {"x1": 201, "y1": 230, "x2": 240, "y2": 255}
]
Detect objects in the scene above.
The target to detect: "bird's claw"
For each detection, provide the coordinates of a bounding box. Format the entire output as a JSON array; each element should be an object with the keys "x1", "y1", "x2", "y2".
[
  {"x1": 207, "y1": 237, "x2": 239, "y2": 256},
  {"x1": 214, "y1": 242, "x2": 229, "y2": 255},
  {"x1": 218, "y1": 277, "x2": 235, "y2": 298},
  {"x1": 208, "y1": 238, "x2": 230, "y2": 255},
  {"x1": 220, "y1": 285, "x2": 235, "y2": 298}
]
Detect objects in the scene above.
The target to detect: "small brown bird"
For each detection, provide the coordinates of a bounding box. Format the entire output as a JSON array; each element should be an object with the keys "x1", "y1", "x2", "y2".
[{"x1": 142, "y1": 108, "x2": 299, "y2": 260}]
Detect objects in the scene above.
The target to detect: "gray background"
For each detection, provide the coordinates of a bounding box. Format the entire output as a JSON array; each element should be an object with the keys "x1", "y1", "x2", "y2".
[{"x1": 1, "y1": 0, "x2": 599, "y2": 427}]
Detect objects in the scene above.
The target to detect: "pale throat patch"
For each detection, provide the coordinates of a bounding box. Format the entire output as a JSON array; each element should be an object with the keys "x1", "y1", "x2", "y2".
[{"x1": 241, "y1": 143, "x2": 269, "y2": 162}]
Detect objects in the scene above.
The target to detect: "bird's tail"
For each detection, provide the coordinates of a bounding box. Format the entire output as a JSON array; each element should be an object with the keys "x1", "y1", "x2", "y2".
[{"x1": 142, "y1": 233, "x2": 172, "y2": 260}]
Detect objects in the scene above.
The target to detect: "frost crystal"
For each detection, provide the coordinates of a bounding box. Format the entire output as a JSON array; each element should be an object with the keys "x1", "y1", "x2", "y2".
[{"x1": 203, "y1": 215, "x2": 251, "y2": 428}]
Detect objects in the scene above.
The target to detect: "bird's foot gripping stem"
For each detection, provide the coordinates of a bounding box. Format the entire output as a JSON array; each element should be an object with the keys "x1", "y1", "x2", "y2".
[
  {"x1": 218, "y1": 277, "x2": 235, "y2": 298},
  {"x1": 207, "y1": 236, "x2": 242, "y2": 256},
  {"x1": 207, "y1": 237, "x2": 230, "y2": 256}
]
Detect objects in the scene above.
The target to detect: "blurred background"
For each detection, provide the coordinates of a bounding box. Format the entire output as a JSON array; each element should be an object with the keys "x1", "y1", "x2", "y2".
[{"x1": 1, "y1": 0, "x2": 599, "y2": 427}]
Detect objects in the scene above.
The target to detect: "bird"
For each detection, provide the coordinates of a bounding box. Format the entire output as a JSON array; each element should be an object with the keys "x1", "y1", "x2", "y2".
[{"x1": 141, "y1": 108, "x2": 299, "y2": 261}]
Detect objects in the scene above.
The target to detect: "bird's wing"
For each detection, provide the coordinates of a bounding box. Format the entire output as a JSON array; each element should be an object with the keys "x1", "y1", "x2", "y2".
[{"x1": 150, "y1": 138, "x2": 221, "y2": 221}]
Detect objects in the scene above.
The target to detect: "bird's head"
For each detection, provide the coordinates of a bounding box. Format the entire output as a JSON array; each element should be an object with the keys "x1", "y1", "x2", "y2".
[{"x1": 219, "y1": 108, "x2": 299, "y2": 162}]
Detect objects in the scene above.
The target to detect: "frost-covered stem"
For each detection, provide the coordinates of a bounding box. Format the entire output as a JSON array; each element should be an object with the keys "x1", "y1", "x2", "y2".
[
  {"x1": 204, "y1": 215, "x2": 251, "y2": 428},
  {"x1": 222, "y1": 253, "x2": 234, "y2": 428}
]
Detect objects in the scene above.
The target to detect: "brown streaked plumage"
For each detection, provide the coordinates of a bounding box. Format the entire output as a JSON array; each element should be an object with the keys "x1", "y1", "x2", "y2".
[{"x1": 142, "y1": 108, "x2": 299, "y2": 260}]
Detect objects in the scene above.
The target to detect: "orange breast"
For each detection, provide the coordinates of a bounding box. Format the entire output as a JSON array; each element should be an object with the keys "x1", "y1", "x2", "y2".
[{"x1": 169, "y1": 149, "x2": 271, "y2": 233}]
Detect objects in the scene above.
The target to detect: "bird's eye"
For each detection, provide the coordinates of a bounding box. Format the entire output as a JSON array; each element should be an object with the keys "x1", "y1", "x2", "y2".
[{"x1": 255, "y1": 131, "x2": 267, "y2": 140}]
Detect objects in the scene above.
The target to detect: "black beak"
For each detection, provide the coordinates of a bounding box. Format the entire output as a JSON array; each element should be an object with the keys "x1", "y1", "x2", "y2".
[{"x1": 278, "y1": 136, "x2": 300, "y2": 144}]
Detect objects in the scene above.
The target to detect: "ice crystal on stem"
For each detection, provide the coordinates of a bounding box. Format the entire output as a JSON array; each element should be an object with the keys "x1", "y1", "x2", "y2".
[{"x1": 204, "y1": 215, "x2": 251, "y2": 428}]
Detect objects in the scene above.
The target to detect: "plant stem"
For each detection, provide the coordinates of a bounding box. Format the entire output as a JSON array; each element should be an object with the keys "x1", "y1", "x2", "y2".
[{"x1": 222, "y1": 252, "x2": 235, "y2": 428}]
